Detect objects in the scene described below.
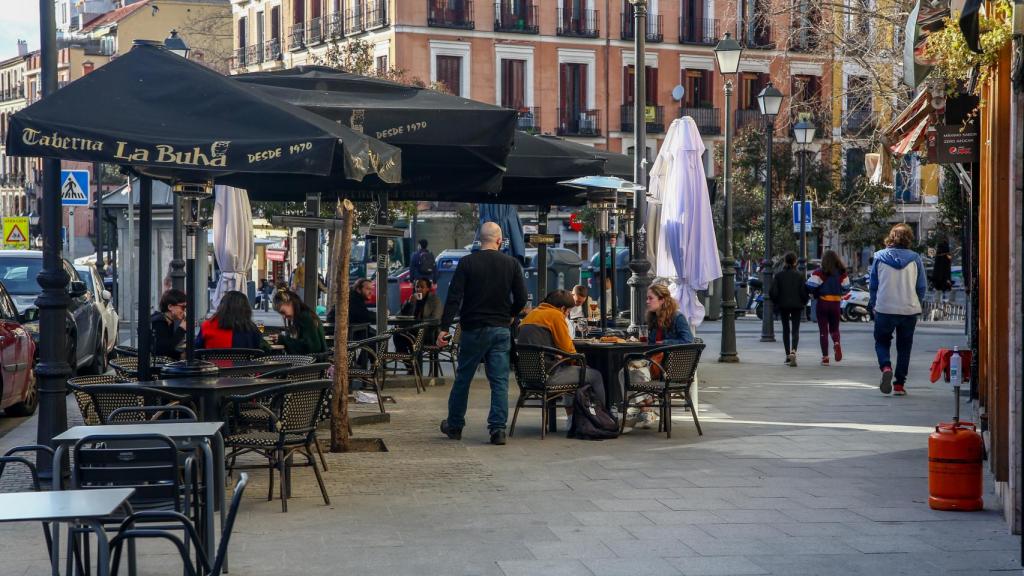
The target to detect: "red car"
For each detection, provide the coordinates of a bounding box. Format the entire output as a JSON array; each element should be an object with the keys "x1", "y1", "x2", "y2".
[
  {"x1": 365, "y1": 269, "x2": 437, "y2": 310},
  {"x1": 0, "y1": 280, "x2": 36, "y2": 416}
]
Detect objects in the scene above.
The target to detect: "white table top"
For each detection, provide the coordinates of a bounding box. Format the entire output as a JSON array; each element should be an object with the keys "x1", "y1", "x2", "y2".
[
  {"x1": 0, "y1": 488, "x2": 134, "y2": 522},
  {"x1": 53, "y1": 422, "x2": 224, "y2": 443}
]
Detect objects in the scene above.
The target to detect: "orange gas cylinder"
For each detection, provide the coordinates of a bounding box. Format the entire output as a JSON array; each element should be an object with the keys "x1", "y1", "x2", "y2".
[{"x1": 928, "y1": 421, "x2": 984, "y2": 511}]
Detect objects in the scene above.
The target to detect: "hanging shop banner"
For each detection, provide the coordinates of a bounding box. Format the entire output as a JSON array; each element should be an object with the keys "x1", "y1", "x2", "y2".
[{"x1": 928, "y1": 125, "x2": 980, "y2": 164}]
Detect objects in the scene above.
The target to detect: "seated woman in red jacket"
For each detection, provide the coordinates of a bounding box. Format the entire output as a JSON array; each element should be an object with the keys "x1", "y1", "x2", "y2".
[{"x1": 196, "y1": 290, "x2": 271, "y2": 352}]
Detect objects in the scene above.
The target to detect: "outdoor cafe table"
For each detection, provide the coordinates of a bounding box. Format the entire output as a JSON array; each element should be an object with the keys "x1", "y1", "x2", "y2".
[
  {"x1": 138, "y1": 376, "x2": 276, "y2": 421},
  {"x1": 388, "y1": 316, "x2": 440, "y2": 329},
  {"x1": 573, "y1": 340, "x2": 655, "y2": 410},
  {"x1": 0, "y1": 488, "x2": 134, "y2": 576},
  {"x1": 52, "y1": 423, "x2": 224, "y2": 573}
]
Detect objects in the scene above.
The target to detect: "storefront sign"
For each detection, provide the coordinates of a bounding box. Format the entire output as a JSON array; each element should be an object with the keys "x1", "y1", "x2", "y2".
[
  {"x1": 929, "y1": 125, "x2": 979, "y2": 164},
  {"x1": 525, "y1": 233, "x2": 561, "y2": 245}
]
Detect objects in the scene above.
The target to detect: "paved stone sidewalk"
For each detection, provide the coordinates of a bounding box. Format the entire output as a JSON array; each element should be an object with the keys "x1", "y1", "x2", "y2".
[{"x1": 1, "y1": 320, "x2": 1021, "y2": 575}]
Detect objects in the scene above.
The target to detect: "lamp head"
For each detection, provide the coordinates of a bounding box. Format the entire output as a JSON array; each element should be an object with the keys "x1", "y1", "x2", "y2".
[
  {"x1": 714, "y1": 32, "x2": 743, "y2": 75},
  {"x1": 757, "y1": 82, "x2": 784, "y2": 118},
  {"x1": 793, "y1": 118, "x2": 816, "y2": 145},
  {"x1": 164, "y1": 30, "x2": 190, "y2": 59}
]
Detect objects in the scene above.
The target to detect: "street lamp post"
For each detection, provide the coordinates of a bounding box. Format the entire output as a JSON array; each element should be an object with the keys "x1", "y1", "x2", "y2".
[
  {"x1": 792, "y1": 119, "x2": 816, "y2": 272},
  {"x1": 165, "y1": 30, "x2": 190, "y2": 292},
  {"x1": 756, "y1": 82, "x2": 783, "y2": 343},
  {"x1": 626, "y1": 0, "x2": 652, "y2": 337},
  {"x1": 714, "y1": 32, "x2": 743, "y2": 363}
]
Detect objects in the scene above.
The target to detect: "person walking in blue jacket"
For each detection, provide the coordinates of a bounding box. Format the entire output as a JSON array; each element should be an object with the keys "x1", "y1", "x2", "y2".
[{"x1": 869, "y1": 224, "x2": 927, "y2": 396}]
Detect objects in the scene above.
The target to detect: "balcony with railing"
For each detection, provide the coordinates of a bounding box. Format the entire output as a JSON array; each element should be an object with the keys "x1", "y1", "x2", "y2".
[
  {"x1": 557, "y1": 8, "x2": 599, "y2": 37},
  {"x1": 679, "y1": 107, "x2": 721, "y2": 135},
  {"x1": 622, "y1": 12, "x2": 663, "y2": 42},
  {"x1": 264, "y1": 38, "x2": 282, "y2": 61},
  {"x1": 620, "y1": 105, "x2": 665, "y2": 134},
  {"x1": 428, "y1": 0, "x2": 474, "y2": 28},
  {"x1": 246, "y1": 44, "x2": 263, "y2": 66},
  {"x1": 288, "y1": 23, "x2": 305, "y2": 51},
  {"x1": 788, "y1": 27, "x2": 821, "y2": 52},
  {"x1": 789, "y1": 107, "x2": 831, "y2": 135},
  {"x1": 679, "y1": 17, "x2": 718, "y2": 45},
  {"x1": 366, "y1": 0, "x2": 389, "y2": 29},
  {"x1": 345, "y1": 10, "x2": 363, "y2": 34},
  {"x1": 327, "y1": 12, "x2": 345, "y2": 38},
  {"x1": 0, "y1": 83, "x2": 24, "y2": 102},
  {"x1": 516, "y1": 108, "x2": 540, "y2": 134},
  {"x1": 234, "y1": 46, "x2": 248, "y2": 68},
  {"x1": 494, "y1": 3, "x2": 538, "y2": 33},
  {"x1": 741, "y1": 21, "x2": 774, "y2": 49},
  {"x1": 306, "y1": 16, "x2": 324, "y2": 44},
  {"x1": 842, "y1": 109, "x2": 875, "y2": 137},
  {"x1": 0, "y1": 174, "x2": 26, "y2": 188},
  {"x1": 557, "y1": 108, "x2": 602, "y2": 137},
  {"x1": 735, "y1": 109, "x2": 762, "y2": 132}
]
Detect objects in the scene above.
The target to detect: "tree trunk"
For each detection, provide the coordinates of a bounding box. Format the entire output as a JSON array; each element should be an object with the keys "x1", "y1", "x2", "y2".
[{"x1": 331, "y1": 199, "x2": 356, "y2": 452}]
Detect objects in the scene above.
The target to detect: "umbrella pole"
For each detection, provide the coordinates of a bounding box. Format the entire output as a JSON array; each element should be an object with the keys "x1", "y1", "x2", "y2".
[
  {"x1": 138, "y1": 177, "x2": 153, "y2": 380},
  {"x1": 599, "y1": 232, "x2": 608, "y2": 334},
  {"x1": 303, "y1": 193, "x2": 320, "y2": 309},
  {"x1": 331, "y1": 199, "x2": 355, "y2": 452}
]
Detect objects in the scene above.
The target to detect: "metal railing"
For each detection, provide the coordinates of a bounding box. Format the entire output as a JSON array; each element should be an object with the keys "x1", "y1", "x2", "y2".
[
  {"x1": 264, "y1": 38, "x2": 282, "y2": 61},
  {"x1": 494, "y1": 3, "x2": 539, "y2": 33},
  {"x1": 557, "y1": 108, "x2": 602, "y2": 137},
  {"x1": 842, "y1": 110, "x2": 875, "y2": 137},
  {"x1": 735, "y1": 109, "x2": 762, "y2": 132},
  {"x1": 516, "y1": 108, "x2": 540, "y2": 134},
  {"x1": 788, "y1": 27, "x2": 822, "y2": 52},
  {"x1": 306, "y1": 16, "x2": 323, "y2": 44},
  {"x1": 741, "y1": 22, "x2": 774, "y2": 49},
  {"x1": 0, "y1": 84, "x2": 25, "y2": 102},
  {"x1": 0, "y1": 175, "x2": 26, "y2": 187},
  {"x1": 679, "y1": 106, "x2": 721, "y2": 135},
  {"x1": 288, "y1": 23, "x2": 305, "y2": 51},
  {"x1": 327, "y1": 12, "x2": 345, "y2": 38},
  {"x1": 345, "y1": 9, "x2": 363, "y2": 34},
  {"x1": 428, "y1": 0, "x2": 475, "y2": 28},
  {"x1": 365, "y1": 0, "x2": 388, "y2": 29},
  {"x1": 246, "y1": 44, "x2": 263, "y2": 65},
  {"x1": 679, "y1": 16, "x2": 718, "y2": 45},
  {"x1": 621, "y1": 104, "x2": 665, "y2": 133},
  {"x1": 622, "y1": 12, "x2": 663, "y2": 42},
  {"x1": 234, "y1": 47, "x2": 248, "y2": 67},
  {"x1": 557, "y1": 8, "x2": 599, "y2": 37}
]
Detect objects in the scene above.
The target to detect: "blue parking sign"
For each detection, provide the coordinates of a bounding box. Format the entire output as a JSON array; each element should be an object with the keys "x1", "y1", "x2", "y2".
[
  {"x1": 792, "y1": 201, "x2": 812, "y2": 233},
  {"x1": 60, "y1": 170, "x2": 90, "y2": 206}
]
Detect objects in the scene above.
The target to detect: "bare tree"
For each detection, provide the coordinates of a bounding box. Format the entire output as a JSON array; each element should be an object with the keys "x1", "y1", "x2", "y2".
[{"x1": 178, "y1": 9, "x2": 235, "y2": 74}]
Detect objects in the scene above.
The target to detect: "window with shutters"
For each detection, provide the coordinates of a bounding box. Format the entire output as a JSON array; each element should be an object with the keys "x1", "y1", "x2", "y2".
[
  {"x1": 500, "y1": 59, "x2": 526, "y2": 110},
  {"x1": 436, "y1": 55, "x2": 462, "y2": 96}
]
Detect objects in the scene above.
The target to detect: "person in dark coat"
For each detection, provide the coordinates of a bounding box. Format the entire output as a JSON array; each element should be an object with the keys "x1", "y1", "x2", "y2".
[
  {"x1": 151, "y1": 289, "x2": 187, "y2": 360},
  {"x1": 769, "y1": 252, "x2": 810, "y2": 367},
  {"x1": 272, "y1": 290, "x2": 327, "y2": 355},
  {"x1": 930, "y1": 241, "x2": 953, "y2": 301},
  {"x1": 349, "y1": 277, "x2": 376, "y2": 326},
  {"x1": 197, "y1": 290, "x2": 271, "y2": 352}
]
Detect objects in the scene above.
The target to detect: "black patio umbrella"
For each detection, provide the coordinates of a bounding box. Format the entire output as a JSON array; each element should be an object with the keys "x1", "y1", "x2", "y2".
[
  {"x1": 234, "y1": 66, "x2": 515, "y2": 201},
  {"x1": 5, "y1": 43, "x2": 402, "y2": 187}
]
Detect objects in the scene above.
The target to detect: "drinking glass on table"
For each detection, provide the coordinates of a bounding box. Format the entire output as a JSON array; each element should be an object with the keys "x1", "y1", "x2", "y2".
[
  {"x1": 257, "y1": 321, "x2": 265, "y2": 334},
  {"x1": 588, "y1": 301, "x2": 599, "y2": 319}
]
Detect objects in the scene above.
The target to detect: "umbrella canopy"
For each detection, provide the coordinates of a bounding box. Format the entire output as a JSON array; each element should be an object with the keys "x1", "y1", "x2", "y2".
[
  {"x1": 234, "y1": 66, "x2": 515, "y2": 201},
  {"x1": 478, "y1": 204, "x2": 526, "y2": 261},
  {"x1": 4, "y1": 42, "x2": 400, "y2": 187},
  {"x1": 649, "y1": 117, "x2": 722, "y2": 328},
  {"x1": 211, "y1": 185, "x2": 254, "y2": 309}
]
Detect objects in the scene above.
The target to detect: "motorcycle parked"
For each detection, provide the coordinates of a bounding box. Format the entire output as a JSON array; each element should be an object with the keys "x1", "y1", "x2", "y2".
[{"x1": 841, "y1": 288, "x2": 873, "y2": 322}]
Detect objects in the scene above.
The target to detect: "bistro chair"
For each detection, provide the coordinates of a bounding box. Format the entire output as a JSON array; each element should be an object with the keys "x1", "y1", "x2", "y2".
[
  {"x1": 263, "y1": 354, "x2": 315, "y2": 367},
  {"x1": 621, "y1": 342, "x2": 705, "y2": 438},
  {"x1": 195, "y1": 348, "x2": 266, "y2": 362},
  {"x1": 110, "y1": 474, "x2": 249, "y2": 576},
  {"x1": 346, "y1": 335, "x2": 390, "y2": 415},
  {"x1": 510, "y1": 343, "x2": 585, "y2": 439},
  {"x1": 222, "y1": 380, "x2": 332, "y2": 512},
  {"x1": 380, "y1": 324, "x2": 428, "y2": 393},
  {"x1": 66, "y1": 382, "x2": 196, "y2": 424},
  {"x1": 111, "y1": 345, "x2": 137, "y2": 359},
  {"x1": 0, "y1": 445, "x2": 55, "y2": 558},
  {"x1": 110, "y1": 355, "x2": 173, "y2": 381},
  {"x1": 68, "y1": 375, "x2": 123, "y2": 425},
  {"x1": 423, "y1": 323, "x2": 461, "y2": 378}
]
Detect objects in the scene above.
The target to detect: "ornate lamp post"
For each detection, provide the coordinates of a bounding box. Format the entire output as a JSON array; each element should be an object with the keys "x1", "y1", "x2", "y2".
[
  {"x1": 714, "y1": 32, "x2": 743, "y2": 363},
  {"x1": 165, "y1": 30, "x2": 190, "y2": 292},
  {"x1": 756, "y1": 82, "x2": 783, "y2": 343},
  {"x1": 626, "y1": 0, "x2": 652, "y2": 337},
  {"x1": 792, "y1": 118, "x2": 816, "y2": 272}
]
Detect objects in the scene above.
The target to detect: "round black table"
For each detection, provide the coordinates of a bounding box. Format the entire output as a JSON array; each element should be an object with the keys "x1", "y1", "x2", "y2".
[
  {"x1": 136, "y1": 376, "x2": 276, "y2": 421},
  {"x1": 573, "y1": 340, "x2": 654, "y2": 409}
]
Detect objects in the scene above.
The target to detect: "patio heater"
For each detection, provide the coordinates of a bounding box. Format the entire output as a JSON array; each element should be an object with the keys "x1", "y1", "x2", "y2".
[
  {"x1": 593, "y1": 196, "x2": 616, "y2": 333},
  {"x1": 162, "y1": 181, "x2": 217, "y2": 377},
  {"x1": 714, "y1": 32, "x2": 743, "y2": 363},
  {"x1": 757, "y1": 82, "x2": 784, "y2": 343},
  {"x1": 164, "y1": 30, "x2": 190, "y2": 292}
]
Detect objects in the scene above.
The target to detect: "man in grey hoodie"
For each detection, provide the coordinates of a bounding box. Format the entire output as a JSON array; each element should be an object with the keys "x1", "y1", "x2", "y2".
[{"x1": 869, "y1": 224, "x2": 927, "y2": 396}]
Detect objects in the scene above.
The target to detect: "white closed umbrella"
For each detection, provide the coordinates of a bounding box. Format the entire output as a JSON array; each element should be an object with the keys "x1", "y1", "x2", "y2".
[
  {"x1": 212, "y1": 185, "x2": 254, "y2": 309},
  {"x1": 649, "y1": 116, "x2": 722, "y2": 328}
]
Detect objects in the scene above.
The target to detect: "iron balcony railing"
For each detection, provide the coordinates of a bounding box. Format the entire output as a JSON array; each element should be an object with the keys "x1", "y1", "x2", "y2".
[
  {"x1": 288, "y1": 23, "x2": 305, "y2": 51},
  {"x1": 557, "y1": 8, "x2": 599, "y2": 37},
  {"x1": 734, "y1": 109, "x2": 762, "y2": 132},
  {"x1": 621, "y1": 104, "x2": 665, "y2": 134},
  {"x1": 0, "y1": 84, "x2": 25, "y2": 102},
  {"x1": 516, "y1": 108, "x2": 540, "y2": 134},
  {"x1": 345, "y1": 9, "x2": 363, "y2": 34},
  {"x1": 246, "y1": 44, "x2": 263, "y2": 65},
  {"x1": 264, "y1": 38, "x2": 282, "y2": 61},
  {"x1": 306, "y1": 16, "x2": 323, "y2": 44},
  {"x1": 557, "y1": 108, "x2": 602, "y2": 137},
  {"x1": 428, "y1": 0, "x2": 475, "y2": 29},
  {"x1": 234, "y1": 47, "x2": 248, "y2": 67},
  {"x1": 622, "y1": 12, "x2": 663, "y2": 42},
  {"x1": 0, "y1": 175, "x2": 27, "y2": 187},
  {"x1": 327, "y1": 12, "x2": 345, "y2": 38},
  {"x1": 365, "y1": 0, "x2": 388, "y2": 29},
  {"x1": 788, "y1": 27, "x2": 822, "y2": 52},
  {"x1": 842, "y1": 109, "x2": 875, "y2": 137},
  {"x1": 741, "y1": 21, "x2": 774, "y2": 49},
  {"x1": 494, "y1": 3, "x2": 539, "y2": 33},
  {"x1": 679, "y1": 16, "x2": 718, "y2": 45},
  {"x1": 679, "y1": 106, "x2": 721, "y2": 135}
]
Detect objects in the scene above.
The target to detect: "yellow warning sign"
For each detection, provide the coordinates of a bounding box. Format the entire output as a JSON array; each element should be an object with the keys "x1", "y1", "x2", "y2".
[{"x1": 3, "y1": 217, "x2": 29, "y2": 250}]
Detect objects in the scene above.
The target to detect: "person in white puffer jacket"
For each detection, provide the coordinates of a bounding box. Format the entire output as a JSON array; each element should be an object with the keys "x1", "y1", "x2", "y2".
[{"x1": 869, "y1": 224, "x2": 927, "y2": 396}]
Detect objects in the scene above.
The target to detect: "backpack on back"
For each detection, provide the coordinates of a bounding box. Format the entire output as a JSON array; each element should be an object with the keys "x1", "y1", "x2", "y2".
[
  {"x1": 417, "y1": 249, "x2": 436, "y2": 277},
  {"x1": 568, "y1": 384, "x2": 619, "y2": 440}
]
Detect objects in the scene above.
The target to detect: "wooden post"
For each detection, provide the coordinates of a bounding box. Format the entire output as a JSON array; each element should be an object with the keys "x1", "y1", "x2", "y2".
[{"x1": 331, "y1": 199, "x2": 355, "y2": 452}]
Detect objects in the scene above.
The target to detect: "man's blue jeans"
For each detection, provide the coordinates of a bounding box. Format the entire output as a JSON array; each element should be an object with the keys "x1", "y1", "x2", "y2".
[
  {"x1": 874, "y1": 312, "x2": 918, "y2": 384},
  {"x1": 446, "y1": 326, "x2": 511, "y2": 432}
]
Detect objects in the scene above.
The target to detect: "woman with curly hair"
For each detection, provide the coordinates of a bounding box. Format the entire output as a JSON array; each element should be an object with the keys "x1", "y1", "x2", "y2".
[{"x1": 646, "y1": 283, "x2": 694, "y2": 345}]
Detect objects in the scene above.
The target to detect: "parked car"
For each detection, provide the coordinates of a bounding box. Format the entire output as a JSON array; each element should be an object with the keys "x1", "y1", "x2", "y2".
[
  {"x1": 0, "y1": 250, "x2": 106, "y2": 375},
  {"x1": 0, "y1": 279, "x2": 37, "y2": 416},
  {"x1": 75, "y1": 263, "x2": 119, "y2": 353}
]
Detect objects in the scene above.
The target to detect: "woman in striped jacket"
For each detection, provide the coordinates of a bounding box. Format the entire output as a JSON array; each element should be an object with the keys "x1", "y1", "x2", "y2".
[{"x1": 806, "y1": 251, "x2": 850, "y2": 366}]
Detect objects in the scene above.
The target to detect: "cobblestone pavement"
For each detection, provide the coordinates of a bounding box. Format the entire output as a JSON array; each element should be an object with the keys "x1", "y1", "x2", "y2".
[{"x1": 1, "y1": 320, "x2": 1021, "y2": 575}]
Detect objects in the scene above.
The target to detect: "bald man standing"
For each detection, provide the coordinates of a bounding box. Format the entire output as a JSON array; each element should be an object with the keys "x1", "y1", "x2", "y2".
[{"x1": 438, "y1": 221, "x2": 528, "y2": 445}]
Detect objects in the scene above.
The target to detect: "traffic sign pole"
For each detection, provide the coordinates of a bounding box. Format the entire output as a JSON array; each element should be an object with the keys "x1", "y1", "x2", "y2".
[{"x1": 69, "y1": 208, "x2": 75, "y2": 260}]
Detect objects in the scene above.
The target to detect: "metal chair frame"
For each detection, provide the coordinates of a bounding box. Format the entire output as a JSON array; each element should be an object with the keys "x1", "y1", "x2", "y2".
[
  {"x1": 380, "y1": 324, "x2": 428, "y2": 393},
  {"x1": 194, "y1": 348, "x2": 267, "y2": 362},
  {"x1": 510, "y1": 343, "x2": 586, "y2": 439},
  {"x1": 621, "y1": 342, "x2": 705, "y2": 438},
  {"x1": 65, "y1": 383, "x2": 196, "y2": 425},
  {"x1": 423, "y1": 324, "x2": 461, "y2": 377}
]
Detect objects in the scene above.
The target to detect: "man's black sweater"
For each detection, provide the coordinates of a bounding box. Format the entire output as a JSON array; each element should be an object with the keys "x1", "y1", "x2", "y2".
[{"x1": 440, "y1": 249, "x2": 527, "y2": 331}]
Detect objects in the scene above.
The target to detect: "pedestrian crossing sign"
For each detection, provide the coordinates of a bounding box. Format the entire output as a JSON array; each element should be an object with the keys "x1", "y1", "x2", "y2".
[
  {"x1": 3, "y1": 217, "x2": 30, "y2": 249},
  {"x1": 60, "y1": 169, "x2": 90, "y2": 206}
]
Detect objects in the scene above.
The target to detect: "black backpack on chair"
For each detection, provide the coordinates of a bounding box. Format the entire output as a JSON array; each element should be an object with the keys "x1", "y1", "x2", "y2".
[{"x1": 568, "y1": 384, "x2": 619, "y2": 440}]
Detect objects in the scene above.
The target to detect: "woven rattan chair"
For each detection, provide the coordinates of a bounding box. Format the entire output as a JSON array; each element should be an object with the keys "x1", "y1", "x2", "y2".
[
  {"x1": 65, "y1": 383, "x2": 196, "y2": 424},
  {"x1": 423, "y1": 324, "x2": 461, "y2": 377},
  {"x1": 68, "y1": 375, "x2": 123, "y2": 425},
  {"x1": 510, "y1": 343, "x2": 585, "y2": 439},
  {"x1": 194, "y1": 348, "x2": 266, "y2": 362},
  {"x1": 380, "y1": 324, "x2": 428, "y2": 393},
  {"x1": 263, "y1": 354, "x2": 314, "y2": 367},
  {"x1": 110, "y1": 356, "x2": 173, "y2": 381},
  {"x1": 621, "y1": 342, "x2": 705, "y2": 438},
  {"x1": 223, "y1": 380, "x2": 332, "y2": 512}
]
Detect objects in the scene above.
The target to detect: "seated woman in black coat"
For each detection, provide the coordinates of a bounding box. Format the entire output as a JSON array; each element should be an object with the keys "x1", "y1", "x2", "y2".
[{"x1": 151, "y1": 289, "x2": 187, "y2": 360}]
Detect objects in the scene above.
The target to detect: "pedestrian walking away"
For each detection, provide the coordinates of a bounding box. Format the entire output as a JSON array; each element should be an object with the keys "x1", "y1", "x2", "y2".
[
  {"x1": 806, "y1": 250, "x2": 850, "y2": 366},
  {"x1": 438, "y1": 221, "x2": 527, "y2": 446},
  {"x1": 769, "y1": 252, "x2": 809, "y2": 367},
  {"x1": 930, "y1": 241, "x2": 953, "y2": 301},
  {"x1": 870, "y1": 223, "x2": 926, "y2": 396},
  {"x1": 410, "y1": 239, "x2": 436, "y2": 282}
]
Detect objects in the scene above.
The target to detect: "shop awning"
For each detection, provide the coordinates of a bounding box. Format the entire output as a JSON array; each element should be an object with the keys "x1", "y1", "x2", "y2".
[
  {"x1": 265, "y1": 249, "x2": 287, "y2": 262},
  {"x1": 883, "y1": 90, "x2": 934, "y2": 157}
]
